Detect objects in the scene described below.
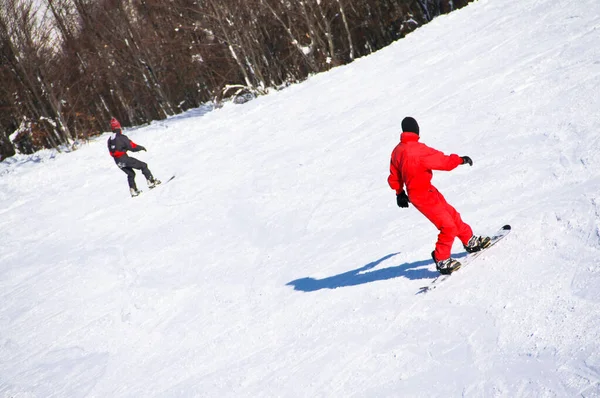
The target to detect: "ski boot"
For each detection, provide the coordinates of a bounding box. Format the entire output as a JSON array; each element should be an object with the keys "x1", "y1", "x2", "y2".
[
  {"x1": 147, "y1": 178, "x2": 162, "y2": 189},
  {"x1": 464, "y1": 235, "x2": 492, "y2": 253},
  {"x1": 432, "y1": 251, "x2": 461, "y2": 275},
  {"x1": 130, "y1": 187, "x2": 141, "y2": 197}
]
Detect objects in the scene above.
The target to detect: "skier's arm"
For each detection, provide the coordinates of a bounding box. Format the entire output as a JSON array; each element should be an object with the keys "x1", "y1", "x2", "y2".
[
  {"x1": 421, "y1": 146, "x2": 463, "y2": 171},
  {"x1": 124, "y1": 136, "x2": 146, "y2": 152},
  {"x1": 387, "y1": 158, "x2": 404, "y2": 194}
]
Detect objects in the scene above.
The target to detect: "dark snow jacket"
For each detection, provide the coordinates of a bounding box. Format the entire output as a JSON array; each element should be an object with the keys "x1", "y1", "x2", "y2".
[{"x1": 107, "y1": 130, "x2": 144, "y2": 159}]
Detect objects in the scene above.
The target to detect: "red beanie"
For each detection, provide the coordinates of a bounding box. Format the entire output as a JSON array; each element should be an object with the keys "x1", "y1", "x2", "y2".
[{"x1": 110, "y1": 118, "x2": 121, "y2": 130}]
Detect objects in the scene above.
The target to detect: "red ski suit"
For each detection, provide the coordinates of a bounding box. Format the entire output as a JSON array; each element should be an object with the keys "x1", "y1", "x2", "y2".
[{"x1": 388, "y1": 132, "x2": 472, "y2": 261}]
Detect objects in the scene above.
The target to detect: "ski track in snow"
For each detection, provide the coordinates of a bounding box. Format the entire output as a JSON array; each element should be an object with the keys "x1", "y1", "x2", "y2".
[{"x1": 2, "y1": 0, "x2": 600, "y2": 396}]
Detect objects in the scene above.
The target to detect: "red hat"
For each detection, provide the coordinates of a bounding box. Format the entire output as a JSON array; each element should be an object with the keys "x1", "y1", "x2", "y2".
[{"x1": 110, "y1": 118, "x2": 121, "y2": 130}]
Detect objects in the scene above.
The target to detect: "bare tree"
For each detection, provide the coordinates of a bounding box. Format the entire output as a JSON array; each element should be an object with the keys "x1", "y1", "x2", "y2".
[
  {"x1": 0, "y1": 0, "x2": 73, "y2": 152},
  {"x1": 336, "y1": 0, "x2": 354, "y2": 61}
]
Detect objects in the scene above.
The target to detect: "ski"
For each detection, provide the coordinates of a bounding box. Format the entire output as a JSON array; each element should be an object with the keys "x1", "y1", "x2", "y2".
[{"x1": 417, "y1": 225, "x2": 511, "y2": 294}]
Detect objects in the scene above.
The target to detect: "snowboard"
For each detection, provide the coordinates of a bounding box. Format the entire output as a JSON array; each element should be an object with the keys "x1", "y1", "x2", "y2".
[
  {"x1": 131, "y1": 175, "x2": 175, "y2": 197},
  {"x1": 417, "y1": 225, "x2": 511, "y2": 294},
  {"x1": 149, "y1": 175, "x2": 175, "y2": 189}
]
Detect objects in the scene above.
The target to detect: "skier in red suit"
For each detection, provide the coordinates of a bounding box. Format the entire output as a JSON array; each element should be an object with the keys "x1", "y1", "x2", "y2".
[{"x1": 388, "y1": 117, "x2": 490, "y2": 274}]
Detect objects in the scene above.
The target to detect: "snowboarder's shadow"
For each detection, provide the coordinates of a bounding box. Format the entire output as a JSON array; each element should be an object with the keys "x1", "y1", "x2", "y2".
[{"x1": 287, "y1": 252, "x2": 465, "y2": 292}]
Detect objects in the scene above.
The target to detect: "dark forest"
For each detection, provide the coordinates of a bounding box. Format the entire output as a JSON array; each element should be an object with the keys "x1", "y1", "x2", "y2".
[{"x1": 0, "y1": 0, "x2": 471, "y2": 160}]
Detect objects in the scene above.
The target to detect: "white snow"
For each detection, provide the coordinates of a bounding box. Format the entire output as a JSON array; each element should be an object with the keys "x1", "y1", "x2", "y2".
[{"x1": 2, "y1": 0, "x2": 600, "y2": 396}]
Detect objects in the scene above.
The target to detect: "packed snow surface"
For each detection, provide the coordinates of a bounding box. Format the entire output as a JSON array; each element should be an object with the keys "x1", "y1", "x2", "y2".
[{"x1": 2, "y1": 0, "x2": 600, "y2": 396}]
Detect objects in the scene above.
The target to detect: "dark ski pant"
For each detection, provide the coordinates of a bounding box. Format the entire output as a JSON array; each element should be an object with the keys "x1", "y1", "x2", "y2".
[
  {"x1": 410, "y1": 187, "x2": 473, "y2": 261},
  {"x1": 115, "y1": 156, "x2": 153, "y2": 190}
]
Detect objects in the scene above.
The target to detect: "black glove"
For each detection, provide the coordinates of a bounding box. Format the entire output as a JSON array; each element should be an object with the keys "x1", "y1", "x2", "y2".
[
  {"x1": 138, "y1": 145, "x2": 147, "y2": 152},
  {"x1": 461, "y1": 156, "x2": 473, "y2": 166},
  {"x1": 396, "y1": 190, "x2": 409, "y2": 208}
]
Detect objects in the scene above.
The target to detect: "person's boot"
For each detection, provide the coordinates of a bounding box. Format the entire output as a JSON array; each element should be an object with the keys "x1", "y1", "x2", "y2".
[
  {"x1": 432, "y1": 251, "x2": 461, "y2": 275},
  {"x1": 147, "y1": 178, "x2": 161, "y2": 189},
  {"x1": 464, "y1": 235, "x2": 492, "y2": 253}
]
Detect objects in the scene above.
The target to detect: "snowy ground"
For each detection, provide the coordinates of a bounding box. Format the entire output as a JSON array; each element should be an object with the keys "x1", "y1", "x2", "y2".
[{"x1": 2, "y1": 0, "x2": 600, "y2": 396}]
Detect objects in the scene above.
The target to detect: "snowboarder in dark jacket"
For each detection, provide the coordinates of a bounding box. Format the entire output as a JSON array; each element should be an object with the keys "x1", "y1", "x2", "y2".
[
  {"x1": 388, "y1": 117, "x2": 491, "y2": 274},
  {"x1": 107, "y1": 118, "x2": 161, "y2": 197}
]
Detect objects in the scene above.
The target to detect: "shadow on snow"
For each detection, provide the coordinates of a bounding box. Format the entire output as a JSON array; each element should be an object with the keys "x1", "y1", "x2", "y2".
[{"x1": 287, "y1": 252, "x2": 464, "y2": 292}]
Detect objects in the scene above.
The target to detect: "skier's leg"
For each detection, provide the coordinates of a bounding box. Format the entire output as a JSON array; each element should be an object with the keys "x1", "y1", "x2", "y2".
[
  {"x1": 438, "y1": 194, "x2": 473, "y2": 246},
  {"x1": 117, "y1": 157, "x2": 140, "y2": 190},
  {"x1": 122, "y1": 167, "x2": 137, "y2": 190},
  {"x1": 411, "y1": 189, "x2": 457, "y2": 261},
  {"x1": 128, "y1": 157, "x2": 154, "y2": 181},
  {"x1": 432, "y1": 214, "x2": 458, "y2": 261},
  {"x1": 453, "y1": 210, "x2": 474, "y2": 246}
]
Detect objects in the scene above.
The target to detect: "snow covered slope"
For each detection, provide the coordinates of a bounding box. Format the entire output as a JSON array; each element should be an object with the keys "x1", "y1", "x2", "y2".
[{"x1": 2, "y1": 0, "x2": 600, "y2": 396}]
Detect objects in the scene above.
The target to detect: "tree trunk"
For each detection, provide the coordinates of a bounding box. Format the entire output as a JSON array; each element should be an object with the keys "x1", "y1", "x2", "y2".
[{"x1": 337, "y1": 0, "x2": 354, "y2": 61}]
